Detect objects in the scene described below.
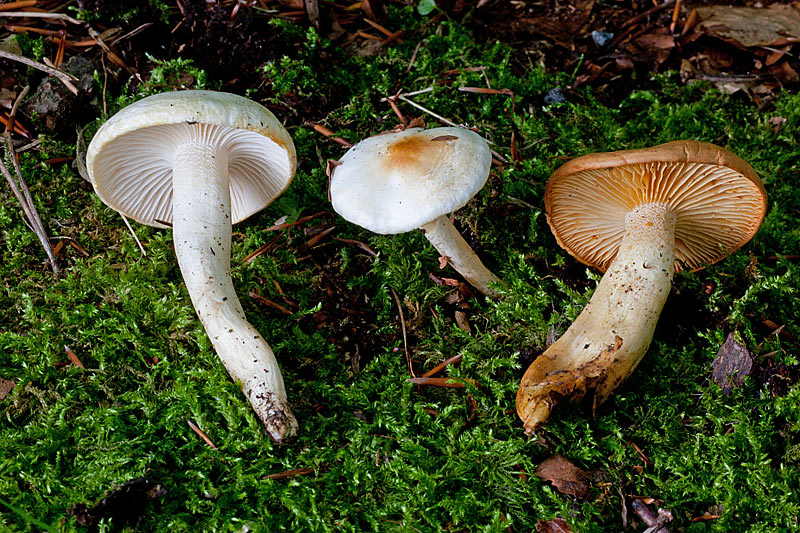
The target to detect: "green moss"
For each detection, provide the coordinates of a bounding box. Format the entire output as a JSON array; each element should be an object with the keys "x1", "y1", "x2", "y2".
[{"x1": 1, "y1": 9, "x2": 799, "y2": 533}]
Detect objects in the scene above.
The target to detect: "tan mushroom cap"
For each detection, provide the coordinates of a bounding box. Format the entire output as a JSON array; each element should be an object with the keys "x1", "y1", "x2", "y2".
[
  {"x1": 545, "y1": 140, "x2": 767, "y2": 272},
  {"x1": 87, "y1": 90, "x2": 297, "y2": 228}
]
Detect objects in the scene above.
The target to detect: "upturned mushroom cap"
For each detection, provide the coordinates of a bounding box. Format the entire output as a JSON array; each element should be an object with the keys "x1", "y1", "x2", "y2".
[
  {"x1": 545, "y1": 140, "x2": 767, "y2": 272},
  {"x1": 87, "y1": 90, "x2": 297, "y2": 228},
  {"x1": 330, "y1": 126, "x2": 492, "y2": 234}
]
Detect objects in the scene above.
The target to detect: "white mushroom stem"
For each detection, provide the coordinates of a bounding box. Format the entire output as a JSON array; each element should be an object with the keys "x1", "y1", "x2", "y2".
[
  {"x1": 420, "y1": 215, "x2": 502, "y2": 299},
  {"x1": 517, "y1": 203, "x2": 677, "y2": 433},
  {"x1": 172, "y1": 141, "x2": 298, "y2": 443}
]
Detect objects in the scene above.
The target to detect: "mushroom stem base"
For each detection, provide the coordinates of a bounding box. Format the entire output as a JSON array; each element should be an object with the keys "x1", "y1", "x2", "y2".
[
  {"x1": 420, "y1": 215, "x2": 502, "y2": 299},
  {"x1": 172, "y1": 139, "x2": 298, "y2": 443},
  {"x1": 516, "y1": 203, "x2": 677, "y2": 433}
]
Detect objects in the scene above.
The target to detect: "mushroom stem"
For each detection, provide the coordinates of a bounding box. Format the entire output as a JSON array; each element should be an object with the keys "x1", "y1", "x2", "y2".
[
  {"x1": 517, "y1": 203, "x2": 677, "y2": 433},
  {"x1": 420, "y1": 215, "x2": 502, "y2": 299},
  {"x1": 172, "y1": 139, "x2": 298, "y2": 443}
]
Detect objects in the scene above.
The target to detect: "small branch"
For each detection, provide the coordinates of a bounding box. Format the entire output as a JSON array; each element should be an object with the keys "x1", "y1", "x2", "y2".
[
  {"x1": 0, "y1": 50, "x2": 79, "y2": 95},
  {"x1": 2, "y1": 86, "x2": 59, "y2": 273},
  {"x1": 120, "y1": 214, "x2": 147, "y2": 256},
  {"x1": 0, "y1": 11, "x2": 85, "y2": 25}
]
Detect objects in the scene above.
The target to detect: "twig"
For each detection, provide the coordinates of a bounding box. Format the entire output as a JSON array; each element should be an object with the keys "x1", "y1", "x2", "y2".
[
  {"x1": 396, "y1": 94, "x2": 459, "y2": 127},
  {"x1": 120, "y1": 214, "x2": 147, "y2": 256},
  {"x1": 391, "y1": 287, "x2": 414, "y2": 377},
  {"x1": 0, "y1": 11, "x2": 85, "y2": 24},
  {"x1": 622, "y1": 0, "x2": 676, "y2": 27},
  {"x1": 379, "y1": 87, "x2": 433, "y2": 102},
  {"x1": 0, "y1": 50, "x2": 79, "y2": 95},
  {"x1": 2, "y1": 86, "x2": 59, "y2": 273}
]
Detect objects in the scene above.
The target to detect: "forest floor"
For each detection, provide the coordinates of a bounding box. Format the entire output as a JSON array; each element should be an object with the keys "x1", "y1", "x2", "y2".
[{"x1": 1, "y1": 0, "x2": 799, "y2": 531}]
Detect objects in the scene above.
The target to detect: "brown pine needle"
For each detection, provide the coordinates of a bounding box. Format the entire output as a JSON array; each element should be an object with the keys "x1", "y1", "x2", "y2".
[
  {"x1": 265, "y1": 467, "x2": 314, "y2": 480},
  {"x1": 249, "y1": 291, "x2": 293, "y2": 315},
  {"x1": 407, "y1": 377, "x2": 479, "y2": 388},
  {"x1": 332, "y1": 236, "x2": 377, "y2": 257},
  {"x1": 187, "y1": 420, "x2": 218, "y2": 449},
  {"x1": 241, "y1": 233, "x2": 282, "y2": 264},
  {"x1": 421, "y1": 354, "x2": 463, "y2": 378},
  {"x1": 391, "y1": 288, "x2": 414, "y2": 377},
  {"x1": 63, "y1": 345, "x2": 85, "y2": 369},
  {"x1": 309, "y1": 122, "x2": 353, "y2": 147}
]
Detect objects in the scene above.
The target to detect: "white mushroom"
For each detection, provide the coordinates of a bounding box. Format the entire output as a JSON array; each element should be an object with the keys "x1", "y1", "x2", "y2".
[
  {"x1": 517, "y1": 140, "x2": 767, "y2": 433},
  {"x1": 87, "y1": 90, "x2": 299, "y2": 443},
  {"x1": 330, "y1": 126, "x2": 502, "y2": 298}
]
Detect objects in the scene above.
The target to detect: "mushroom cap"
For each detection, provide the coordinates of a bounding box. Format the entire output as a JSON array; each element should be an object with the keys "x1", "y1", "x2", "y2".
[
  {"x1": 545, "y1": 140, "x2": 767, "y2": 272},
  {"x1": 330, "y1": 126, "x2": 491, "y2": 234},
  {"x1": 87, "y1": 90, "x2": 297, "y2": 228}
]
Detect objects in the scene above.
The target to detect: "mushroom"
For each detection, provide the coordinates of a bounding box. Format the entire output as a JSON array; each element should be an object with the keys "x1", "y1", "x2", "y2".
[
  {"x1": 330, "y1": 126, "x2": 502, "y2": 298},
  {"x1": 516, "y1": 140, "x2": 767, "y2": 433},
  {"x1": 87, "y1": 90, "x2": 299, "y2": 443}
]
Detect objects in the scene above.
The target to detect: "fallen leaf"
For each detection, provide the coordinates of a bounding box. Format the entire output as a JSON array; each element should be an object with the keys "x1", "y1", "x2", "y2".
[
  {"x1": 536, "y1": 517, "x2": 573, "y2": 532},
  {"x1": 0, "y1": 378, "x2": 15, "y2": 400},
  {"x1": 535, "y1": 455, "x2": 591, "y2": 500},
  {"x1": 438, "y1": 255, "x2": 449, "y2": 269},
  {"x1": 696, "y1": 5, "x2": 800, "y2": 48},
  {"x1": 711, "y1": 332, "x2": 753, "y2": 395}
]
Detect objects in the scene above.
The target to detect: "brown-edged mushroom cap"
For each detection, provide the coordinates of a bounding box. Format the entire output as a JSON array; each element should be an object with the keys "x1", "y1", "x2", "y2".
[
  {"x1": 88, "y1": 89, "x2": 296, "y2": 228},
  {"x1": 545, "y1": 140, "x2": 767, "y2": 272}
]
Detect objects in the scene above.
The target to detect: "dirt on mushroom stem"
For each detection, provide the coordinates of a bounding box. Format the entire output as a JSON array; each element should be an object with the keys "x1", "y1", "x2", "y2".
[{"x1": 517, "y1": 202, "x2": 677, "y2": 433}]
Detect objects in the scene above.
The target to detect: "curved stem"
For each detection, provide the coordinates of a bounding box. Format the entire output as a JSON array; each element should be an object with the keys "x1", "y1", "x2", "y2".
[
  {"x1": 420, "y1": 215, "x2": 502, "y2": 299},
  {"x1": 517, "y1": 203, "x2": 677, "y2": 433},
  {"x1": 172, "y1": 140, "x2": 298, "y2": 443}
]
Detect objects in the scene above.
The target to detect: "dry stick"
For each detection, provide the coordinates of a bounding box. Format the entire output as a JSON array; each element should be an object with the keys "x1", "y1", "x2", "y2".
[
  {"x1": 0, "y1": 11, "x2": 85, "y2": 24},
  {"x1": 622, "y1": 0, "x2": 676, "y2": 27},
  {"x1": 2, "y1": 86, "x2": 59, "y2": 273},
  {"x1": 0, "y1": 50, "x2": 79, "y2": 95}
]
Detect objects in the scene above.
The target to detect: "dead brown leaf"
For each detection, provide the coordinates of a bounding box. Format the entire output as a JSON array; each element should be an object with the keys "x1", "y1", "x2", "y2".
[
  {"x1": 696, "y1": 5, "x2": 800, "y2": 48},
  {"x1": 535, "y1": 455, "x2": 591, "y2": 500},
  {"x1": 0, "y1": 377, "x2": 15, "y2": 400},
  {"x1": 711, "y1": 332, "x2": 753, "y2": 395},
  {"x1": 535, "y1": 517, "x2": 573, "y2": 532}
]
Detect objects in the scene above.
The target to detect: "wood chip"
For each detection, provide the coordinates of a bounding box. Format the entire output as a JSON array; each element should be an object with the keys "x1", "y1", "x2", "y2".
[
  {"x1": 711, "y1": 332, "x2": 753, "y2": 395},
  {"x1": 0, "y1": 377, "x2": 15, "y2": 400}
]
